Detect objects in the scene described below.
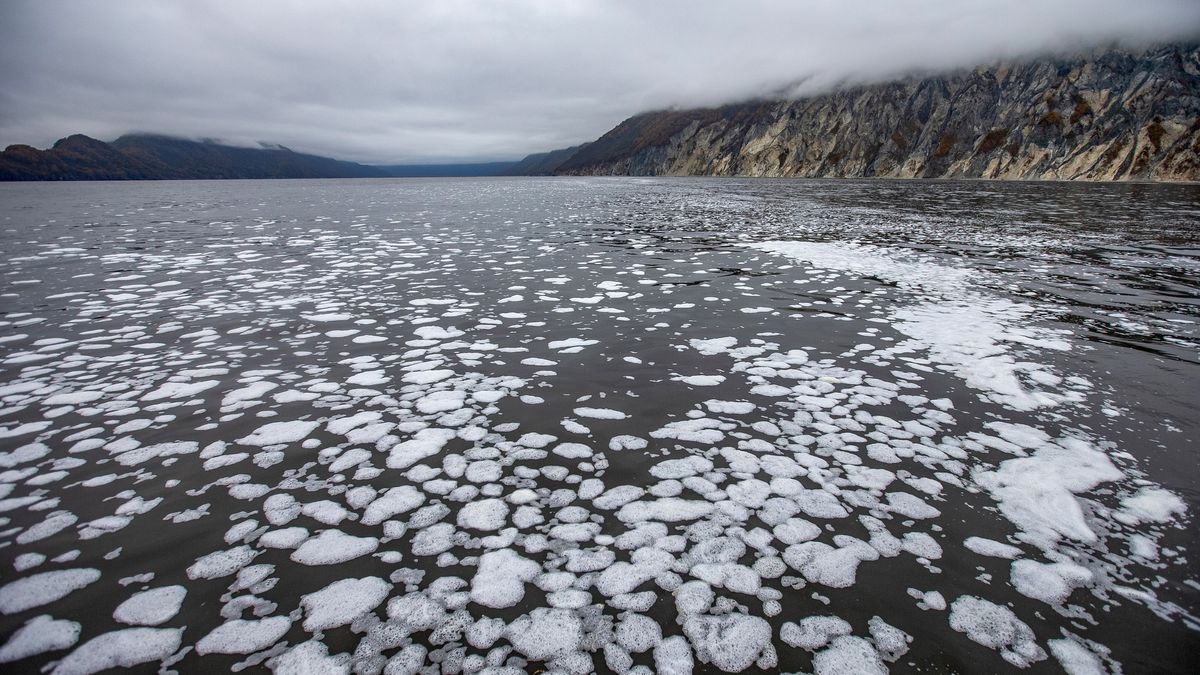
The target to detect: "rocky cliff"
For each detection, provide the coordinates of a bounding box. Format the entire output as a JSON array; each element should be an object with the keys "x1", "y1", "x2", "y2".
[{"x1": 553, "y1": 43, "x2": 1200, "y2": 181}]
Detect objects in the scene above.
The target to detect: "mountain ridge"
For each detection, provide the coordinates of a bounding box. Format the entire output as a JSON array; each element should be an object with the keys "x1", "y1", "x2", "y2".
[
  {"x1": 544, "y1": 43, "x2": 1200, "y2": 181},
  {"x1": 0, "y1": 133, "x2": 390, "y2": 181},
  {"x1": 0, "y1": 134, "x2": 540, "y2": 180},
  {"x1": 4, "y1": 43, "x2": 1197, "y2": 182}
]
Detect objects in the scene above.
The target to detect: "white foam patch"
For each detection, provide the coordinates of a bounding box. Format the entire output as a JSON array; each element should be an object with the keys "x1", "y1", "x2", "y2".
[
  {"x1": 974, "y1": 438, "x2": 1122, "y2": 548},
  {"x1": 413, "y1": 325, "x2": 463, "y2": 340},
  {"x1": 812, "y1": 636, "x2": 888, "y2": 675},
  {"x1": 271, "y1": 640, "x2": 348, "y2": 673},
  {"x1": 505, "y1": 608, "x2": 582, "y2": 662},
  {"x1": 1048, "y1": 637, "x2": 1108, "y2": 675},
  {"x1": 329, "y1": 448, "x2": 370, "y2": 473},
  {"x1": 1010, "y1": 559, "x2": 1093, "y2": 605},
  {"x1": 683, "y1": 613, "x2": 772, "y2": 671},
  {"x1": 470, "y1": 549, "x2": 539, "y2": 608},
  {"x1": 654, "y1": 635, "x2": 694, "y2": 674},
  {"x1": 650, "y1": 418, "x2": 727, "y2": 444},
  {"x1": 674, "y1": 375, "x2": 725, "y2": 386},
  {"x1": 0, "y1": 614, "x2": 80, "y2": 663},
  {"x1": 615, "y1": 613, "x2": 662, "y2": 653},
  {"x1": 302, "y1": 500, "x2": 349, "y2": 525},
  {"x1": 689, "y1": 337, "x2": 737, "y2": 355},
  {"x1": 608, "y1": 435, "x2": 648, "y2": 451},
  {"x1": 784, "y1": 540, "x2": 879, "y2": 588},
  {"x1": 237, "y1": 420, "x2": 319, "y2": 447},
  {"x1": 949, "y1": 595, "x2": 1047, "y2": 667},
  {"x1": 361, "y1": 486, "x2": 424, "y2": 526},
  {"x1": 141, "y1": 380, "x2": 220, "y2": 402},
  {"x1": 690, "y1": 562, "x2": 761, "y2": 595},
  {"x1": 222, "y1": 382, "x2": 277, "y2": 408},
  {"x1": 415, "y1": 390, "x2": 466, "y2": 414},
  {"x1": 43, "y1": 391, "x2": 104, "y2": 406},
  {"x1": 1116, "y1": 488, "x2": 1187, "y2": 525},
  {"x1": 594, "y1": 486, "x2": 645, "y2": 510},
  {"x1": 780, "y1": 615, "x2": 852, "y2": 650},
  {"x1": 574, "y1": 407, "x2": 628, "y2": 420},
  {"x1": 465, "y1": 617, "x2": 505, "y2": 650},
  {"x1": 260, "y1": 527, "x2": 309, "y2": 549},
  {"x1": 703, "y1": 400, "x2": 755, "y2": 415},
  {"x1": 908, "y1": 588, "x2": 947, "y2": 611},
  {"x1": 552, "y1": 442, "x2": 593, "y2": 459},
  {"x1": 893, "y1": 300, "x2": 1076, "y2": 411},
  {"x1": 411, "y1": 523, "x2": 456, "y2": 556},
  {"x1": 347, "y1": 370, "x2": 387, "y2": 386},
  {"x1": 402, "y1": 369, "x2": 454, "y2": 385},
  {"x1": 963, "y1": 537, "x2": 1022, "y2": 559},
  {"x1": 196, "y1": 616, "x2": 291, "y2": 655},
  {"x1": 0, "y1": 442, "x2": 52, "y2": 468},
  {"x1": 52, "y1": 627, "x2": 183, "y2": 674},
  {"x1": 617, "y1": 498, "x2": 714, "y2": 523},
  {"x1": 0, "y1": 568, "x2": 100, "y2": 614},
  {"x1": 457, "y1": 499, "x2": 509, "y2": 531},
  {"x1": 301, "y1": 577, "x2": 391, "y2": 632},
  {"x1": 112, "y1": 586, "x2": 186, "y2": 626},
  {"x1": 187, "y1": 546, "x2": 257, "y2": 580},
  {"x1": 868, "y1": 616, "x2": 911, "y2": 662},
  {"x1": 387, "y1": 428, "x2": 457, "y2": 469},
  {"x1": 291, "y1": 530, "x2": 379, "y2": 565},
  {"x1": 751, "y1": 241, "x2": 1079, "y2": 411}
]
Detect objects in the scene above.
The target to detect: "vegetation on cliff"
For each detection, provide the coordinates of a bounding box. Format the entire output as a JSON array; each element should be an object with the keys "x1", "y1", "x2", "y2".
[
  {"x1": 539, "y1": 43, "x2": 1200, "y2": 181},
  {"x1": 0, "y1": 134, "x2": 386, "y2": 181}
]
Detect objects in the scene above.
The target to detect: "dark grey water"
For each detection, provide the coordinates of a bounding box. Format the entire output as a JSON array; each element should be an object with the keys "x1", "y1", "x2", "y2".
[{"x1": 0, "y1": 177, "x2": 1197, "y2": 674}]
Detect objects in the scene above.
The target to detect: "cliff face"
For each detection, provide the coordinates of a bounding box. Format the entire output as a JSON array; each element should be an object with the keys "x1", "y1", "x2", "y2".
[{"x1": 555, "y1": 44, "x2": 1200, "y2": 181}]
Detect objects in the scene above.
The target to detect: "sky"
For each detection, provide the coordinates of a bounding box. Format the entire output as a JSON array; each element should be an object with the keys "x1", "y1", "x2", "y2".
[{"x1": 1, "y1": 1, "x2": 1198, "y2": 164}]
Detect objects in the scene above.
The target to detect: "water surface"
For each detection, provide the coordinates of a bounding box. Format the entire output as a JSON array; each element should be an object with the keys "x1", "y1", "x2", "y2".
[{"x1": 0, "y1": 177, "x2": 1197, "y2": 673}]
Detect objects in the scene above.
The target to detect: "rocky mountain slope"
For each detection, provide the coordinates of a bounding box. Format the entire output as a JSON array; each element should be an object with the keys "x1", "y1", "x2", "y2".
[
  {"x1": 502, "y1": 144, "x2": 591, "y2": 175},
  {"x1": 551, "y1": 43, "x2": 1200, "y2": 181},
  {"x1": 0, "y1": 134, "x2": 386, "y2": 180}
]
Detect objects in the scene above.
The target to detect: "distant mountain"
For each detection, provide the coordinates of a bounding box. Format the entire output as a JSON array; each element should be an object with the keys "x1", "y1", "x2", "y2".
[
  {"x1": 0, "y1": 135, "x2": 167, "y2": 180},
  {"x1": 0, "y1": 133, "x2": 548, "y2": 180},
  {"x1": 376, "y1": 161, "x2": 519, "y2": 177},
  {"x1": 111, "y1": 135, "x2": 385, "y2": 179},
  {"x1": 502, "y1": 144, "x2": 591, "y2": 175},
  {"x1": 552, "y1": 43, "x2": 1200, "y2": 181},
  {"x1": 0, "y1": 134, "x2": 389, "y2": 181}
]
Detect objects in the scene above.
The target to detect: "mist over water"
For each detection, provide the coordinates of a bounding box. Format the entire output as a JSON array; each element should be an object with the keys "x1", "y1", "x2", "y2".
[{"x1": 0, "y1": 177, "x2": 1197, "y2": 673}]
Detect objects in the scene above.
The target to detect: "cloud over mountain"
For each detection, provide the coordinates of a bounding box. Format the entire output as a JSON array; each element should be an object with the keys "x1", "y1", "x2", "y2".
[{"x1": 2, "y1": 0, "x2": 1197, "y2": 163}]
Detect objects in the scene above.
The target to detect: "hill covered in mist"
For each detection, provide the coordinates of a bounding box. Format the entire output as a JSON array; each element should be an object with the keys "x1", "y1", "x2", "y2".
[{"x1": 535, "y1": 43, "x2": 1200, "y2": 181}]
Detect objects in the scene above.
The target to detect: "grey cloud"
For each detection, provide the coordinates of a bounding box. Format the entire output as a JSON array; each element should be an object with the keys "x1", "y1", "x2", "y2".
[{"x1": 1, "y1": 0, "x2": 1197, "y2": 163}]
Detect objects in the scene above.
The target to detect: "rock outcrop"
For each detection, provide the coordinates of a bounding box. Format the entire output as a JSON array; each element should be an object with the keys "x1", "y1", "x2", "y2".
[{"x1": 552, "y1": 43, "x2": 1200, "y2": 181}]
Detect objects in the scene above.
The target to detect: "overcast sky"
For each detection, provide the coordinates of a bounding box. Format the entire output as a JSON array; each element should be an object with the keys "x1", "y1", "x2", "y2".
[{"x1": 1, "y1": 1, "x2": 1197, "y2": 164}]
